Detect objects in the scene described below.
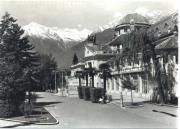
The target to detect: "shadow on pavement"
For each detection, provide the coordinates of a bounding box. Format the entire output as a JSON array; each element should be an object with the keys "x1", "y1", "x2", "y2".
[
  {"x1": 152, "y1": 109, "x2": 177, "y2": 117},
  {"x1": 34, "y1": 101, "x2": 62, "y2": 107},
  {"x1": 123, "y1": 102, "x2": 144, "y2": 108}
]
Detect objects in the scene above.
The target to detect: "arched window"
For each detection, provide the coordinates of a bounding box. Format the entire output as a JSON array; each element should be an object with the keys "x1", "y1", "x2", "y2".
[
  {"x1": 124, "y1": 27, "x2": 127, "y2": 32},
  {"x1": 155, "y1": 27, "x2": 159, "y2": 32},
  {"x1": 136, "y1": 26, "x2": 140, "y2": 31},
  {"x1": 174, "y1": 25, "x2": 178, "y2": 32},
  {"x1": 164, "y1": 23, "x2": 169, "y2": 28}
]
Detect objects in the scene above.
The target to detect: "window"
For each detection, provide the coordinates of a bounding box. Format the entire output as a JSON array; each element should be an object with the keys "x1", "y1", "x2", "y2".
[
  {"x1": 116, "y1": 31, "x2": 119, "y2": 36},
  {"x1": 176, "y1": 54, "x2": 178, "y2": 63},
  {"x1": 164, "y1": 23, "x2": 169, "y2": 28},
  {"x1": 155, "y1": 27, "x2": 159, "y2": 32},
  {"x1": 174, "y1": 25, "x2": 178, "y2": 32},
  {"x1": 111, "y1": 62, "x2": 114, "y2": 69},
  {"x1": 142, "y1": 79, "x2": 149, "y2": 94},
  {"x1": 88, "y1": 62, "x2": 92, "y2": 68},
  {"x1": 107, "y1": 81, "x2": 110, "y2": 90},
  {"x1": 124, "y1": 27, "x2": 127, "y2": 32},
  {"x1": 136, "y1": 27, "x2": 140, "y2": 31}
]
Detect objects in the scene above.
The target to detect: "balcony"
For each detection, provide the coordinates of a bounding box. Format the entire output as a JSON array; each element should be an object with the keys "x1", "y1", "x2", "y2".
[{"x1": 111, "y1": 65, "x2": 145, "y2": 75}]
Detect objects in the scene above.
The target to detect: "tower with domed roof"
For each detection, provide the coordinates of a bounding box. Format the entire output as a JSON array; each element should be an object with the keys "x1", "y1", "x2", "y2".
[{"x1": 115, "y1": 13, "x2": 151, "y2": 37}]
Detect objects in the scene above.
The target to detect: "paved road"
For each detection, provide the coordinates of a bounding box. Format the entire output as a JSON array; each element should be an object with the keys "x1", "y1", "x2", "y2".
[{"x1": 34, "y1": 92, "x2": 177, "y2": 128}]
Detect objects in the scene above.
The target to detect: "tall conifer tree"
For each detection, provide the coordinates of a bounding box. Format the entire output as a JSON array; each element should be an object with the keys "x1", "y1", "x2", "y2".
[{"x1": 0, "y1": 12, "x2": 39, "y2": 117}]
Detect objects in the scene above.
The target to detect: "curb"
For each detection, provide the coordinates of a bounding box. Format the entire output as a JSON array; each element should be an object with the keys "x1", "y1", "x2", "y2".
[
  {"x1": 152, "y1": 103, "x2": 178, "y2": 108},
  {"x1": 0, "y1": 109, "x2": 59, "y2": 125},
  {"x1": 43, "y1": 107, "x2": 59, "y2": 125},
  {"x1": 0, "y1": 117, "x2": 59, "y2": 126},
  {"x1": 109, "y1": 102, "x2": 144, "y2": 109}
]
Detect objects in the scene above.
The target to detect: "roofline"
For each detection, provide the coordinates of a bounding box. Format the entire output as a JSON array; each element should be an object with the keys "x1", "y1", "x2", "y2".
[
  {"x1": 84, "y1": 53, "x2": 115, "y2": 61},
  {"x1": 152, "y1": 33, "x2": 175, "y2": 45},
  {"x1": 115, "y1": 23, "x2": 151, "y2": 30},
  {"x1": 85, "y1": 45, "x2": 101, "y2": 53},
  {"x1": 151, "y1": 12, "x2": 178, "y2": 27},
  {"x1": 70, "y1": 62, "x2": 85, "y2": 69},
  {"x1": 107, "y1": 34, "x2": 128, "y2": 46}
]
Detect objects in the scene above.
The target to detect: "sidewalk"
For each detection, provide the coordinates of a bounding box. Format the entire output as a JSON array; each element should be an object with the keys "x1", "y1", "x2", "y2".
[
  {"x1": 0, "y1": 119, "x2": 21, "y2": 128},
  {"x1": 109, "y1": 97, "x2": 178, "y2": 126},
  {"x1": 1, "y1": 92, "x2": 176, "y2": 128},
  {"x1": 41, "y1": 92, "x2": 177, "y2": 128}
]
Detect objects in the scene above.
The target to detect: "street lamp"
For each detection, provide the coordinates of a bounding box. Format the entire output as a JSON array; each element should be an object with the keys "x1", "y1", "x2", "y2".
[{"x1": 52, "y1": 69, "x2": 57, "y2": 94}]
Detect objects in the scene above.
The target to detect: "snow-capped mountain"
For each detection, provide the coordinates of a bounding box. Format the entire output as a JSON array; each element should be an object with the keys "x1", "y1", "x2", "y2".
[
  {"x1": 23, "y1": 22, "x2": 92, "y2": 44},
  {"x1": 134, "y1": 8, "x2": 170, "y2": 24},
  {"x1": 22, "y1": 22, "x2": 92, "y2": 68},
  {"x1": 51, "y1": 27, "x2": 92, "y2": 43}
]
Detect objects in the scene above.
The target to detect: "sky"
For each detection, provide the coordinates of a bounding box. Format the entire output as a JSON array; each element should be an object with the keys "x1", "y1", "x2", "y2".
[{"x1": 0, "y1": 0, "x2": 178, "y2": 30}]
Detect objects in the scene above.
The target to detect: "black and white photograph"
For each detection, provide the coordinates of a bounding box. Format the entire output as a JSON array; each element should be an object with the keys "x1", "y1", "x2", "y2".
[{"x1": 0, "y1": 0, "x2": 178, "y2": 128}]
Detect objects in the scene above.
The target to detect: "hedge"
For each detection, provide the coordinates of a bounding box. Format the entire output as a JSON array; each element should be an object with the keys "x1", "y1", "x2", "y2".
[
  {"x1": 82, "y1": 87, "x2": 90, "y2": 101},
  {"x1": 77, "y1": 86, "x2": 83, "y2": 99},
  {"x1": 90, "y1": 88, "x2": 104, "y2": 103}
]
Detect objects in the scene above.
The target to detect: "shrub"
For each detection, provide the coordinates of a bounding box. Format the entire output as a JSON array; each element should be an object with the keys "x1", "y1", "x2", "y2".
[
  {"x1": 77, "y1": 86, "x2": 83, "y2": 99},
  {"x1": 106, "y1": 94, "x2": 112, "y2": 102},
  {"x1": 82, "y1": 87, "x2": 90, "y2": 100},
  {"x1": 90, "y1": 88, "x2": 104, "y2": 103},
  {"x1": 170, "y1": 94, "x2": 178, "y2": 105}
]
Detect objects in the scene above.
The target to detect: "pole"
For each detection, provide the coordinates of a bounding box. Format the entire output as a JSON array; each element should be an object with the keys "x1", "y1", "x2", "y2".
[
  {"x1": 54, "y1": 70, "x2": 57, "y2": 93},
  {"x1": 62, "y1": 70, "x2": 64, "y2": 96},
  {"x1": 120, "y1": 91, "x2": 124, "y2": 107}
]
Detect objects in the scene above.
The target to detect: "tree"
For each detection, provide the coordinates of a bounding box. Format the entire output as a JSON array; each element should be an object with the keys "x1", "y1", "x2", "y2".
[
  {"x1": 142, "y1": 30, "x2": 178, "y2": 104},
  {"x1": 99, "y1": 63, "x2": 111, "y2": 103},
  {"x1": 72, "y1": 53, "x2": 78, "y2": 65},
  {"x1": 85, "y1": 63, "x2": 98, "y2": 88},
  {"x1": 75, "y1": 71, "x2": 84, "y2": 87},
  {"x1": 121, "y1": 76, "x2": 137, "y2": 104},
  {"x1": 39, "y1": 53, "x2": 57, "y2": 92},
  {"x1": 88, "y1": 68, "x2": 98, "y2": 88},
  {"x1": 0, "y1": 12, "x2": 39, "y2": 117}
]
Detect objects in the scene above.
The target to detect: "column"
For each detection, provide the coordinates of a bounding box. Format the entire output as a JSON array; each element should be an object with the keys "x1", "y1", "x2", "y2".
[
  {"x1": 119, "y1": 77, "x2": 122, "y2": 92},
  {"x1": 113, "y1": 78, "x2": 115, "y2": 92},
  {"x1": 138, "y1": 74, "x2": 143, "y2": 94},
  {"x1": 109, "y1": 79, "x2": 112, "y2": 92},
  {"x1": 111, "y1": 78, "x2": 114, "y2": 91},
  {"x1": 107, "y1": 79, "x2": 110, "y2": 93}
]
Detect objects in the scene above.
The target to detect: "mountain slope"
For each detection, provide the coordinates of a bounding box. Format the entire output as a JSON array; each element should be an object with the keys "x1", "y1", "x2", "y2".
[
  {"x1": 59, "y1": 28, "x2": 115, "y2": 68},
  {"x1": 22, "y1": 22, "x2": 92, "y2": 68},
  {"x1": 23, "y1": 22, "x2": 92, "y2": 46}
]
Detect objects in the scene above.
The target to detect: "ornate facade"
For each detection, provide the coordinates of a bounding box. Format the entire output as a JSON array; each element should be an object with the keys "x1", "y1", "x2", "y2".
[{"x1": 68, "y1": 12, "x2": 178, "y2": 101}]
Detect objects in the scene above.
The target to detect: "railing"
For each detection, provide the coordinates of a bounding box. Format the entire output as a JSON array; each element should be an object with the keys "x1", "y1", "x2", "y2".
[{"x1": 111, "y1": 66, "x2": 145, "y2": 75}]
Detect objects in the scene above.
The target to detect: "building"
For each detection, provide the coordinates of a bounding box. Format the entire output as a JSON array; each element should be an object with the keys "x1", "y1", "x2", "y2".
[
  {"x1": 67, "y1": 62, "x2": 85, "y2": 97},
  {"x1": 67, "y1": 12, "x2": 178, "y2": 102},
  {"x1": 106, "y1": 13, "x2": 152, "y2": 100},
  {"x1": 84, "y1": 39, "x2": 114, "y2": 88},
  {"x1": 67, "y1": 36, "x2": 114, "y2": 97},
  {"x1": 149, "y1": 12, "x2": 178, "y2": 98}
]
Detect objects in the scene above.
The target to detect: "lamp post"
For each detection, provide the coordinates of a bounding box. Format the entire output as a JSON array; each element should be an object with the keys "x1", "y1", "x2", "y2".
[
  {"x1": 52, "y1": 69, "x2": 57, "y2": 94},
  {"x1": 62, "y1": 70, "x2": 64, "y2": 96},
  {"x1": 54, "y1": 70, "x2": 57, "y2": 93},
  {"x1": 119, "y1": 74, "x2": 124, "y2": 107},
  {"x1": 59, "y1": 69, "x2": 68, "y2": 96}
]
